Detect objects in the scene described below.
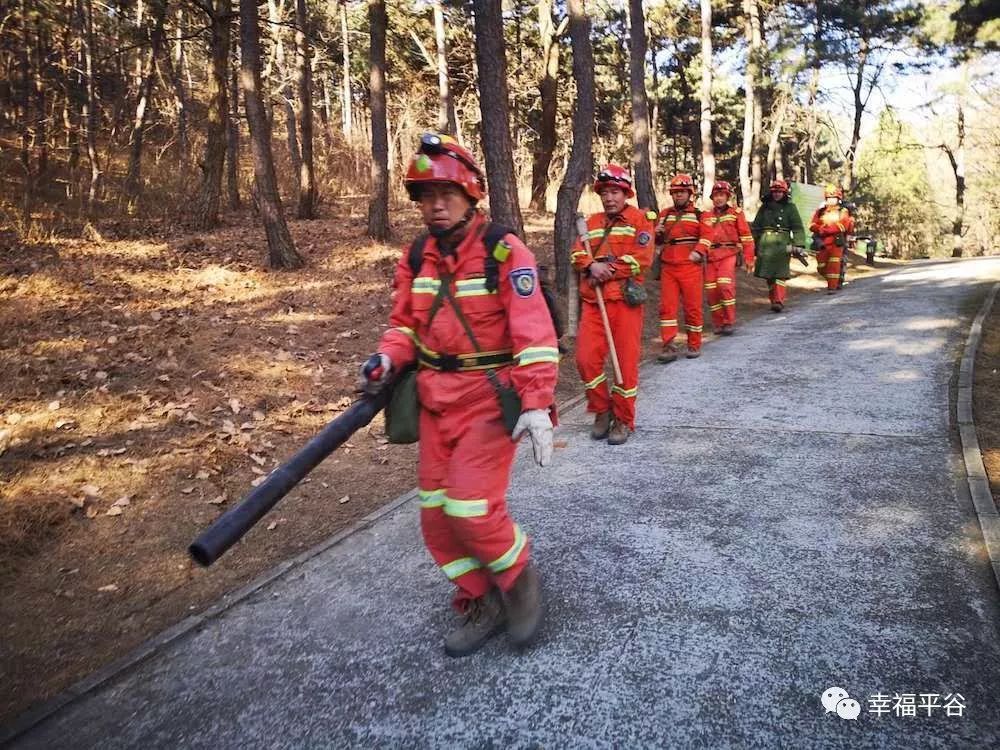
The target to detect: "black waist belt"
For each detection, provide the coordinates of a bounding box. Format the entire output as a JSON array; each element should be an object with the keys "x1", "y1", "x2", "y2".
[
  {"x1": 711, "y1": 243, "x2": 738, "y2": 248},
  {"x1": 667, "y1": 238, "x2": 698, "y2": 245},
  {"x1": 418, "y1": 350, "x2": 514, "y2": 372}
]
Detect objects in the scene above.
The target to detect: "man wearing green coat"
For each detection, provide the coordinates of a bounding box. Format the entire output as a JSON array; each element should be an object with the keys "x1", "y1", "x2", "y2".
[{"x1": 752, "y1": 180, "x2": 807, "y2": 312}]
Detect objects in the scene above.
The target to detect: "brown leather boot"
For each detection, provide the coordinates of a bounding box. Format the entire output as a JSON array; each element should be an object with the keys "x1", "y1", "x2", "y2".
[
  {"x1": 656, "y1": 343, "x2": 678, "y2": 364},
  {"x1": 591, "y1": 411, "x2": 611, "y2": 440},
  {"x1": 444, "y1": 588, "x2": 506, "y2": 658},
  {"x1": 607, "y1": 419, "x2": 630, "y2": 445},
  {"x1": 503, "y1": 562, "x2": 542, "y2": 649},
  {"x1": 686, "y1": 347, "x2": 701, "y2": 359},
  {"x1": 720, "y1": 323, "x2": 735, "y2": 335}
]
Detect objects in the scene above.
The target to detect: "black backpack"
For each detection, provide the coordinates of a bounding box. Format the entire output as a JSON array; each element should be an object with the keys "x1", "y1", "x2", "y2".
[{"x1": 406, "y1": 223, "x2": 565, "y2": 346}]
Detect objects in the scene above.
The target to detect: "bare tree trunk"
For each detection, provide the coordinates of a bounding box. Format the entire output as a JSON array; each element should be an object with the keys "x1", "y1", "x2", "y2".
[
  {"x1": 472, "y1": 0, "x2": 524, "y2": 236},
  {"x1": 367, "y1": 0, "x2": 390, "y2": 240},
  {"x1": 649, "y1": 33, "x2": 660, "y2": 178},
  {"x1": 240, "y1": 0, "x2": 302, "y2": 268},
  {"x1": 270, "y1": 0, "x2": 302, "y2": 200},
  {"x1": 738, "y1": 0, "x2": 762, "y2": 214},
  {"x1": 192, "y1": 0, "x2": 229, "y2": 229},
  {"x1": 160, "y1": 24, "x2": 189, "y2": 169},
  {"x1": 764, "y1": 88, "x2": 789, "y2": 183},
  {"x1": 33, "y1": 17, "x2": 49, "y2": 182},
  {"x1": 844, "y1": 36, "x2": 868, "y2": 192},
  {"x1": 554, "y1": 0, "x2": 595, "y2": 295},
  {"x1": 433, "y1": 0, "x2": 459, "y2": 135},
  {"x1": 529, "y1": 0, "x2": 560, "y2": 210},
  {"x1": 124, "y1": 0, "x2": 167, "y2": 209},
  {"x1": 948, "y1": 93, "x2": 966, "y2": 258},
  {"x1": 19, "y1": 0, "x2": 32, "y2": 225},
  {"x1": 226, "y1": 21, "x2": 241, "y2": 210},
  {"x1": 804, "y1": 3, "x2": 821, "y2": 183},
  {"x1": 82, "y1": 0, "x2": 100, "y2": 207},
  {"x1": 699, "y1": 0, "x2": 715, "y2": 203},
  {"x1": 340, "y1": 0, "x2": 352, "y2": 137},
  {"x1": 628, "y1": 0, "x2": 656, "y2": 210},
  {"x1": 295, "y1": 0, "x2": 316, "y2": 218}
]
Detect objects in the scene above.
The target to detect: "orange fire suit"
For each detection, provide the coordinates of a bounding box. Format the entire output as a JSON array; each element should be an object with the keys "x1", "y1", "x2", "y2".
[
  {"x1": 698, "y1": 206, "x2": 755, "y2": 329},
  {"x1": 655, "y1": 205, "x2": 705, "y2": 352},
  {"x1": 571, "y1": 205, "x2": 655, "y2": 429},
  {"x1": 810, "y1": 205, "x2": 854, "y2": 290},
  {"x1": 378, "y1": 213, "x2": 559, "y2": 611}
]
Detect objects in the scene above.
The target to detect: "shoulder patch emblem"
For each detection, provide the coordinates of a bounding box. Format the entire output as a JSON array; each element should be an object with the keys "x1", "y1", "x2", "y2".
[
  {"x1": 637, "y1": 231, "x2": 651, "y2": 246},
  {"x1": 645, "y1": 210, "x2": 657, "y2": 221},
  {"x1": 509, "y1": 267, "x2": 537, "y2": 298}
]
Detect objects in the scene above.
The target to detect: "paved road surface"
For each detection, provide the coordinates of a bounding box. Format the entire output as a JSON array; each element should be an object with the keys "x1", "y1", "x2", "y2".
[{"x1": 7, "y1": 259, "x2": 1000, "y2": 749}]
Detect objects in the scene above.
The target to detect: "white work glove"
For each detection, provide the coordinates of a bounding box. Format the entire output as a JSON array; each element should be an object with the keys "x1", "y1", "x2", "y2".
[
  {"x1": 358, "y1": 353, "x2": 393, "y2": 396},
  {"x1": 511, "y1": 409, "x2": 554, "y2": 467}
]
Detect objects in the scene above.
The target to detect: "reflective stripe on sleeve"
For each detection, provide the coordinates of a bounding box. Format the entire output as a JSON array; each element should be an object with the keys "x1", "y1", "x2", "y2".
[{"x1": 516, "y1": 346, "x2": 560, "y2": 366}]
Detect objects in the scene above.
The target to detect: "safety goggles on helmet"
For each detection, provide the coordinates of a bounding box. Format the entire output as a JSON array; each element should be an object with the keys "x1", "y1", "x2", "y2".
[
  {"x1": 596, "y1": 170, "x2": 632, "y2": 188},
  {"x1": 418, "y1": 133, "x2": 482, "y2": 177}
]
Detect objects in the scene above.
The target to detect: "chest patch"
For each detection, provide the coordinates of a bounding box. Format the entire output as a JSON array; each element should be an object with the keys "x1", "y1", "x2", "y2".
[{"x1": 509, "y1": 267, "x2": 537, "y2": 298}]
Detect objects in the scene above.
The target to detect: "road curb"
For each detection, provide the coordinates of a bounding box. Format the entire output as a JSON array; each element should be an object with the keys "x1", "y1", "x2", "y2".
[{"x1": 957, "y1": 281, "x2": 1000, "y2": 590}]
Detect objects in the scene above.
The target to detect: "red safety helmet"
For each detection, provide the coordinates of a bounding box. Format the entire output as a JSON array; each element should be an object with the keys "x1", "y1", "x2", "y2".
[
  {"x1": 669, "y1": 173, "x2": 696, "y2": 192},
  {"x1": 770, "y1": 179, "x2": 789, "y2": 193},
  {"x1": 711, "y1": 181, "x2": 733, "y2": 197},
  {"x1": 824, "y1": 183, "x2": 843, "y2": 199},
  {"x1": 594, "y1": 164, "x2": 634, "y2": 198},
  {"x1": 404, "y1": 132, "x2": 485, "y2": 202}
]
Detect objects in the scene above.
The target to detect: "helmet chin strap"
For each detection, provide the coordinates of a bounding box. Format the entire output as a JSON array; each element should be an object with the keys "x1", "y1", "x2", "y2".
[{"x1": 429, "y1": 207, "x2": 477, "y2": 246}]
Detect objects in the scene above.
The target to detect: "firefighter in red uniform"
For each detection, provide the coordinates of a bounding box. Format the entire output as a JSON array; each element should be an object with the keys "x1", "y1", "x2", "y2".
[
  {"x1": 654, "y1": 173, "x2": 705, "y2": 363},
  {"x1": 698, "y1": 181, "x2": 755, "y2": 335},
  {"x1": 810, "y1": 184, "x2": 855, "y2": 294},
  {"x1": 361, "y1": 134, "x2": 558, "y2": 658},
  {"x1": 571, "y1": 164, "x2": 655, "y2": 445}
]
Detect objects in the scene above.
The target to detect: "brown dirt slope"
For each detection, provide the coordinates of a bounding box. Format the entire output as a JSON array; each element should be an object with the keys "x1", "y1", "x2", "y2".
[{"x1": 0, "y1": 206, "x2": 884, "y2": 723}]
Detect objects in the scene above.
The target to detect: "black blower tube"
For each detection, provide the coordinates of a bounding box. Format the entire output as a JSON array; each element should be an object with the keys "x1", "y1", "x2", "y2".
[{"x1": 188, "y1": 389, "x2": 391, "y2": 567}]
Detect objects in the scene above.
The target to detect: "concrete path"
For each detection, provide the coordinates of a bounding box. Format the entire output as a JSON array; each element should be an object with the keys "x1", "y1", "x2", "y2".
[{"x1": 7, "y1": 259, "x2": 1000, "y2": 749}]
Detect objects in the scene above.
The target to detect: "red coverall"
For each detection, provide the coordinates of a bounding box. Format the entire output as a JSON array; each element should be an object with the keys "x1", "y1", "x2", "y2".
[
  {"x1": 378, "y1": 213, "x2": 559, "y2": 611},
  {"x1": 571, "y1": 205, "x2": 655, "y2": 430},
  {"x1": 655, "y1": 205, "x2": 704, "y2": 352},
  {"x1": 810, "y1": 205, "x2": 855, "y2": 290},
  {"x1": 698, "y1": 206, "x2": 755, "y2": 329}
]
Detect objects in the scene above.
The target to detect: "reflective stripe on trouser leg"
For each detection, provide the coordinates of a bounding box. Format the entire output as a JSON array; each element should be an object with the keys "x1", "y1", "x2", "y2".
[
  {"x1": 824, "y1": 249, "x2": 843, "y2": 289},
  {"x1": 604, "y1": 300, "x2": 643, "y2": 430},
  {"x1": 441, "y1": 393, "x2": 529, "y2": 595},
  {"x1": 576, "y1": 302, "x2": 612, "y2": 415},
  {"x1": 418, "y1": 410, "x2": 491, "y2": 607},
  {"x1": 678, "y1": 262, "x2": 704, "y2": 351},
  {"x1": 715, "y1": 256, "x2": 738, "y2": 325},
  {"x1": 658, "y1": 267, "x2": 681, "y2": 344},
  {"x1": 418, "y1": 397, "x2": 531, "y2": 608}
]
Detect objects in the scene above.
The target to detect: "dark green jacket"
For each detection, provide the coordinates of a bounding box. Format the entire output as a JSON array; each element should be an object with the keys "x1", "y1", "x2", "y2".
[{"x1": 751, "y1": 197, "x2": 806, "y2": 248}]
